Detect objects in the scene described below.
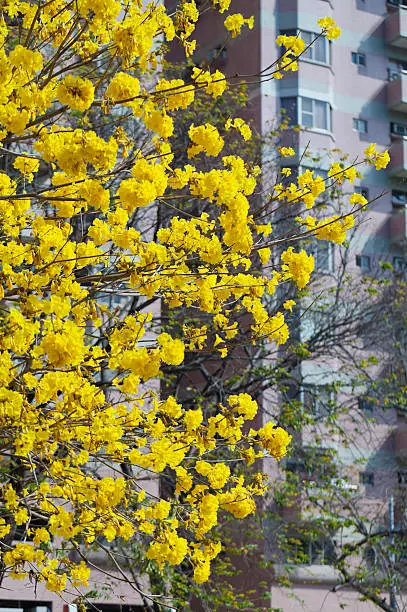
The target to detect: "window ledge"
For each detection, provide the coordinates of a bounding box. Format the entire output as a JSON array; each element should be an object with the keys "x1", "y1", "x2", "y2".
[
  {"x1": 300, "y1": 58, "x2": 334, "y2": 75},
  {"x1": 302, "y1": 127, "x2": 335, "y2": 141}
]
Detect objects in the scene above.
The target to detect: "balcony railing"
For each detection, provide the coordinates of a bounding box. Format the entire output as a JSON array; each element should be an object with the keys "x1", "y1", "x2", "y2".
[
  {"x1": 386, "y1": 7, "x2": 407, "y2": 48},
  {"x1": 388, "y1": 74, "x2": 407, "y2": 111}
]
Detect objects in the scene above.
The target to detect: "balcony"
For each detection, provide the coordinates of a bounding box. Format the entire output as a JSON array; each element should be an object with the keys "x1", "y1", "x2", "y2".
[
  {"x1": 389, "y1": 139, "x2": 407, "y2": 178},
  {"x1": 388, "y1": 74, "x2": 407, "y2": 111},
  {"x1": 386, "y1": 8, "x2": 407, "y2": 48}
]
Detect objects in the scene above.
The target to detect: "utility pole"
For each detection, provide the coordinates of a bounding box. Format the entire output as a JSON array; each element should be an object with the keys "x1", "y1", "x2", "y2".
[{"x1": 389, "y1": 495, "x2": 397, "y2": 611}]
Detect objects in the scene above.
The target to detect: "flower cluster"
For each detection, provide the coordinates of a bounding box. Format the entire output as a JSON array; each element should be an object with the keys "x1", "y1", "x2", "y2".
[{"x1": 0, "y1": 0, "x2": 388, "y2": 603}]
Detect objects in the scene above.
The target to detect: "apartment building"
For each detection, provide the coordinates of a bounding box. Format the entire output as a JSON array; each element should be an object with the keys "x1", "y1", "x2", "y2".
[{"x1": 185, "y1": 0, "x2": 407, "y2": 610}]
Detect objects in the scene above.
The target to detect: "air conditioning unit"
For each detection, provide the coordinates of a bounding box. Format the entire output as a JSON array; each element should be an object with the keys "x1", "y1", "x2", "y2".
[
  {"x1": 392, "y1": 190, "x2": 407, "y2": 204},
  {"x1": 389, "y1": 68, "x2": 401, "y2": 81}
]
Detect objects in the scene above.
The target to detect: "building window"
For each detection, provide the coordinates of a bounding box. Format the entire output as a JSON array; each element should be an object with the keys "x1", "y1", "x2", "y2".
[
  {"x1": 398, "y1": 471, "x2": 407, "y2": 485},
  {"x1": 301, "y1": 97, "x2": 331, "y2": 130},
  {"x1": 207, "y1": 45, "x2": 227, "y2": 61},
  {"x1": 393, "y1": 256, "x2": 407, "y2": 272},
  {"x1": 392, "y1": 190, "x2": 407, "y2": 206},
  {"x1": 302, "y1": 385, "x2": 335, "y2": 418},
  {"x1": 280, "y1": 97, "x2": 298, "y2": 126},
  {"x1": 286, "y1": 447, "x2": 337, "y2": 486},
  {"x1": 301, "y1": 31, "x2": 331, "y2": 64},
  {"x1": 353, "y1": 118, "x2": 368, "y2": 133},
  {"x1": 358, "y1": 396, "x2": 374, "y2": 413},
  {"x1": 356, "y1": 254, "x2": 371, "y2": 271},
  {"x1": 309, "y1": 239, "x2": 335, "y2": 273},
  {"x1": 391, "y1": 121, "x2": 407, "y2": 136},
  {"x1": 285, "y1": 530, "x2": 336, "y2": 566},
  {"x1": 351, "y1": 52, "x2": 366, "y2": 66},
  {"x1": 355, "y1": 186, "x2": 369, "y2": 200},
  {"x1": 0, "y1": 602, "x2": 52, "y2": 612},
  {"x1": 359, "y1": 471, "x2": 374, "y2": 486},
  {"x1": 281, "y1": 97, "x2": 332, "y2": 131}
]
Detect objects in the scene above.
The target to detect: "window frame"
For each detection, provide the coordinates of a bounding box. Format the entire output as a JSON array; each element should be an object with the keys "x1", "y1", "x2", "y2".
[
  {"x1": 358, "y1": 396, "x2": 375, "y2": 414},
  {"x1": 393, "y1": 256, "x2": 407, "y2": 272},
  {"x1": 359, "y1": 471, "x2": 374, "y2": 486},
  {"x1": 355, "y1": 186, "x2": 369, "y2": 200},
  {"x1": 391, "y1": 121, "x2": 407, "y2": 137},
  {"x1": 301, "y1": 30, "x2": 331, "y2": 65},
  {"x1": 309, "y1": 238, "x2": 335, "y2": 273},
  {"x1": 301, "y1": 97, "x2": 331, "y2": 131},
  {"x1": 398, "y1": 470, "x2": 407, "y2": 485},
  {"x1": 284, "y1": 526, "x2": 336, "y2": 566},
  {"x1": 356, "y1": 254, "x2": 371, "y2": 271},
  {"x1": 301, "y1": 384, "x2": 336, "y2": 418},
  {"x1": 353, "y1": 118, "x2": 368, "y2": 133},
  {"x1": 280, "y1": 97, "x2": 332, "y2": 132},
  {"x1": 351, "y1": 51, "x2": 366, "y2": 67}
]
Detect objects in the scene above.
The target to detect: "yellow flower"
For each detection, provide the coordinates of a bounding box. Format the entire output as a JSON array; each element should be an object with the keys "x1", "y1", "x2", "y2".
[
  {"x1": 276, "y1": 34, "x2": 305, "y2": 58},
  {"x1": 350, "y1": 193, "x2": 368, "y2": 206},
  {"x1": 157, "y1": 332, "x2": 185, "y2": 365},
  {"x1": 105, "y1": 72, "x2": 140, "y2": 103},
  {"x1": 257, "y1": 421, "x2": 291, "y2": 459},
  {"x1": 224, "y1": 13, "x2": 254, "y2": 38},
  {"x1": 278, "y1": 146, "x2": 295, "y2": 157},
  {"x1": 13, "y1": 156, "x2": 40, "y2": 182},
  {"x1": 364, "y1": 143, "x2": 390, "y2": 170},
  {"x1": 375, "y1": 150, "x2": 390, "y2": 170},
  {"x1": 317, "y1": 17, "x2": 341, "y2": 40},
  {"x1": 0, "y1": 518, "x2": 11, "y2": 539},
  {"x1": 57, "y1": 75, "x2": 95, "y2": 111},
  {"x1": 8, "y1": 44, "x2": 43, "y2": 78},
  {"x1": 281, "y1": 247, "x2": 314, "y2": 290},
  {"x1": 283, "y1": 299, "x2": 296, "y2": 312},
  {"x1": 70, "y1": 561, "x2": 90, "y2": 587},
  {"x1": 188, "y1": 123, "x2": 224, "y2": 158}
]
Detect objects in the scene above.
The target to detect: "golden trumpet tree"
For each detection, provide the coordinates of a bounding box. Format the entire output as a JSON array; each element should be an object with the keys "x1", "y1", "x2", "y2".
[{"x1": 0, "y1": 0, "x2": 388, "y2": 603}]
